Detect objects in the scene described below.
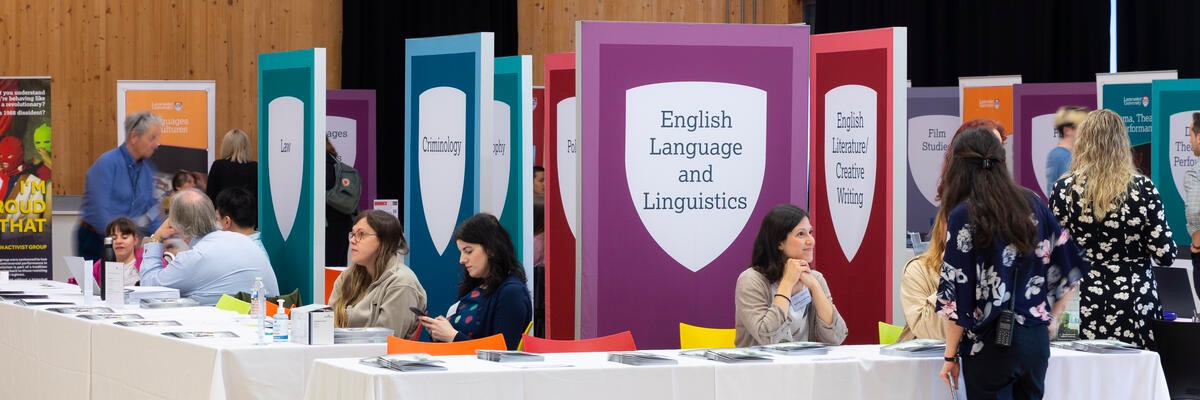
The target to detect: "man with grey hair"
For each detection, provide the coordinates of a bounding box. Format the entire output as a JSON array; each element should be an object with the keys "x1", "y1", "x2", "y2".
[
  {"x1": 76, "y1": 111, "x2": 165, "y2": 261},
  {"x1": 140, "y1": 189, "x2": 279, "y2": 306}
]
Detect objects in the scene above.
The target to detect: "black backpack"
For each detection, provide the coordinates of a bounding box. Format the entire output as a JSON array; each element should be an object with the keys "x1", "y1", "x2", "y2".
[{"x1": 327, "y1": 160, "x2": 362, "y2": 215}]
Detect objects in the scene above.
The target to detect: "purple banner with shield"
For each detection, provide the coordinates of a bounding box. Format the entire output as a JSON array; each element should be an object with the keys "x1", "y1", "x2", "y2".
[
  {"x1": 579, "y1": 21, "x2": 810, "y2": 348},
  {"x1": 326, "y1": 89, "x2": 376, "y2": 211},
  {"x1": 1012, "y1": 82, "x2": 1095, "y2": 200}
]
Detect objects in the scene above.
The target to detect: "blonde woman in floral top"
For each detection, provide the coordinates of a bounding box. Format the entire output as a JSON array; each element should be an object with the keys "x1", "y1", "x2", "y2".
[{"x1": 934, "y1": 127, "x2": 1086, "y2": 399}]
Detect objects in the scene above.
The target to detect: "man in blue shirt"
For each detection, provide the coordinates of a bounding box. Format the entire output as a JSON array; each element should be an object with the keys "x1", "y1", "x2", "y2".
[
  {"x1": 76, "y1": 111, "x2": 165, "y2": 261},
  {"x1": 140, "y1": 188, "x2": 279, "y2": 306}
]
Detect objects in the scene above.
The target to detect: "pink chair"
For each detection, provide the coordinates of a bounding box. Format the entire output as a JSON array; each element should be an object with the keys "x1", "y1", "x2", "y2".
[{"x1": 520, "y1": 331, "x2": 637, "y2": 353}]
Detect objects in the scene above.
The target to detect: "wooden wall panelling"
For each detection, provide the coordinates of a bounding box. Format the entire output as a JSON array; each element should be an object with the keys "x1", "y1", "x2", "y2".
[
  {"x1": 0, "y1": 0, "x2": 341, "y2": 195},
  {"x1": 518, "y1": 0, "x2": 802, "y2": 86}
]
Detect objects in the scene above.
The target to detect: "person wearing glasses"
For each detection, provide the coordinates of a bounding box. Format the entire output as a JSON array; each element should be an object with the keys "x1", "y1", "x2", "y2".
[
  {"x1": 1045, "y1": 106, "x2": 1088, "y2": 196},
  {"x1": 329, "y1": 210, "x2": 427, "y2": 339},
  {"x1": 140, "y1": 189, "x2": 278, "y2": 306},
  {"x1": 77, "y1": 111, "x2": 165, "y2": 261}
]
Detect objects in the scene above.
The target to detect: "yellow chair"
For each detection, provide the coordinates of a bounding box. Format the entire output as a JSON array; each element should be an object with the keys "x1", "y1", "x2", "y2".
[
  {"x1": 215, "y1": 295, "x2": 251, "y2": 314},
  {"x1": 678, "y1": 322, "x2": 735, "y2": 349},
  {"x1": 516, "y1": 321, "x2": 533, "y2": 351},
  {"x1": 878, "y1": 322, "x2": 903, "y2": 345}
]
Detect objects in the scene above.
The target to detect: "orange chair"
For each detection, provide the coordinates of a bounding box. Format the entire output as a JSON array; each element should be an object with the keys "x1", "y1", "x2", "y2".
[
  {"x1": 386, "y1": 333, "x2": 506, "y2": 356},
  {"x1": 520, "y1": 331, "x2": 637, "y2": 353}
]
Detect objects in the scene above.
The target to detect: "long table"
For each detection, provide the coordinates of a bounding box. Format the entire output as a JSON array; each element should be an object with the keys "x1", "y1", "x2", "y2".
[
  {"x1": 0, "y1": 280, "x2": 386, "y2": 400},
  {"x1": 304, "y1": 346, "x2": 1171, "y2": 400}
]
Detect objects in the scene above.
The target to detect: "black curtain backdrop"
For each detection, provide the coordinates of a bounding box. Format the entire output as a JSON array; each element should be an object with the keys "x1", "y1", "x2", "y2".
[
  {"x1": 1116, "y1": 0, "x2": 1200, "y2": 78},
  {"x1": 814, "y1": 0, "x2": 1111, "y2": 86},
  {"x1": 342, "y1": 0, "x2": 518, "y2": 224}
]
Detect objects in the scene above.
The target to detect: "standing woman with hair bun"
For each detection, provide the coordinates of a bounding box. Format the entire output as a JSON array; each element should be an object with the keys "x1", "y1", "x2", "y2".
[{"x1": 1049, "y1": 109, "x2": 1176, "y2": 350}]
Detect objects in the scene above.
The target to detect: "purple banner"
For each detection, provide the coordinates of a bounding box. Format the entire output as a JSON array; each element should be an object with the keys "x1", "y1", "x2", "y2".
[
  {"x1": 906, "y1": 87, "x2": 958, "y2": 237},
  {"x1": 580, "y1": 21, "x2": 810, "y2": 348},
  {"x1": 326, "y1": 90, "x2": 377, "y2": 211},
  {"x1": 1012, "y1": 83, "x2": 1095, "y2": 200}
]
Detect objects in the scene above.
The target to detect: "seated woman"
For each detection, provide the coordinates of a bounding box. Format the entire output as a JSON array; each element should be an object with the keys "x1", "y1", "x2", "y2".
[
  {"x1": 898, "y1": 220, "x2": 946, "y2": 341},
  {"x1": 419, "y1": 213, "x2": 532, "y2": 350},
  {"x1": 73, "y1": 217, "x2": 144, "y2": 287},
  {"x1": 329, "y1": 210, "x2": 427, "y2": 339},
  {"x1": 734, "y1": 204, "x2": 848, "y2": 347}
]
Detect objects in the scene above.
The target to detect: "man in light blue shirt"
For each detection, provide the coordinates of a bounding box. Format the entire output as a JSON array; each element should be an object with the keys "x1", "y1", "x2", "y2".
[
  {"x1": 77, "y1": 111, "x2": 164, "y2": 261},
  {"x1": 140, "y1": 189, "x2": 278, "y2": 305}
]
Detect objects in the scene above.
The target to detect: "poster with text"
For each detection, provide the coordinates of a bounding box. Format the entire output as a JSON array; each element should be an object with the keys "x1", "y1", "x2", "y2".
[
  {"x1": 543, "y1": 52, "x2": 576, "y2": 340},
  {"x1": 811, "y1": 27, "x2": 907, "y2": 344},
  {"x1": 491, "y1": 55, "x2": 534, "y2": 296},
  {"x1": 1151, "y1": 78, "x2": 1200, "y2": 250},
  {"x1": 117, "y1": 81, "x2": 216, "y2": 203},
  {"x1": 259, "y1": 49, "x2": 326, "y2": 304},
  {"x1": 327, "y1": 89, "x2": 377, "y2": 211},
  {"x1": 1098, "y1": 71, "x2": 1177, "y2": 178},
  {"x1": 405, "y1": 33, "x2": 492, "y2": 319},
  {"x1": 579, "y1": 22, "x2": 811, "y2": 348},
  {"x1": 961, "y1": 76, "x2": 1020, "y2": 174},
  {"x1": 1013, "y1": 83, "x2": 1095, "y2": 199},
  {"x1": 0, "y1": 77, "x2": 51, "y2": 279},
  {"x1": 906, "y1": 87, "x2": 957, "y2": 237}
]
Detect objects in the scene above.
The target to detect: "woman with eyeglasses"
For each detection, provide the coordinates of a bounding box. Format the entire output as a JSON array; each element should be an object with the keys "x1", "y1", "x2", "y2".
[
  {"x1": 419, "y1": 213, "x2": 532, "y2": 350},
  {"x1": 329, "y1": 210, "x2": 427, "y2": 339}
]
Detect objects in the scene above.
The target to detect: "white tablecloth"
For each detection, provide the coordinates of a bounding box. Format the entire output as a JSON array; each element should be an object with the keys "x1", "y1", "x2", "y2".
[
  {"x1": 304, "y1": 346, "x2": 1171, "y2": 400},
  {"x1": 0, "y1": 280, "x2": 386, "y2": 400}
]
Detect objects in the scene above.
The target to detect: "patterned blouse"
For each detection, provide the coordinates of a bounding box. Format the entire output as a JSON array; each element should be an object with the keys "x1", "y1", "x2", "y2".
[{"x1": 935, "y1": 193, "x2": 1087, "y2": 355}]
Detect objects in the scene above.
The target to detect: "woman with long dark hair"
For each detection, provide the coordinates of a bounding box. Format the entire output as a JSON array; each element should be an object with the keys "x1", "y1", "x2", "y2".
[
  {"x1": 936, "y1": 127, "x2": 1086, "y2": 398},
  {"x1": 419, "y1": 213, "x2": 532, "y2": 350},
  {"x1": 734, "y1": 204, "x2": 848, "y2": 347},
  {"x1": 1049, "y1": 109, "x2": 1176, "y2": 349}
]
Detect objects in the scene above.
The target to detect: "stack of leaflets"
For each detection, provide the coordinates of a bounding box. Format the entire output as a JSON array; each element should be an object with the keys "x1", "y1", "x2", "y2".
[
  {"x1": 48, "y1": 306, "x2": 114, "y2": 314},
  {"x1": 77, "y1": 313, "x2": 144, "y2": 320},
  {"x1": 16, "y1": 299, "x2": 75, "y2": 306},
  {"x1": 114, "y1": 320, "x2": 182, "y2": 327},
  {"x1": 1060, "y1": 339, "x2": 1140, "y2": 354},
  {"x1": 161, "y1": 331, "x2": 239, "y2": 339},
  {"x1": 686, "y1": 348, "x2": 773, "y2": 363},
  {"x1": 476, "y1": 350, "x2": 545, "y2": 362},
  {"x1": 607, "y1": 352, "x2": 679, "y2": 366},
  {"x1": 140, "y1": 298, "x2": 200, "y2": 309},
  {"x1": 879, "y1": 339, "x2": 947, "y2": 357},
  {"x1": 361, "y1": 353, "x2": 447, "y2": 372},
  {"x1": 334, "y1": 327, "x2": 394, "y2": 344},
  {"x1": 754, "y1": 341, "x2": 830, "y2": 356}
]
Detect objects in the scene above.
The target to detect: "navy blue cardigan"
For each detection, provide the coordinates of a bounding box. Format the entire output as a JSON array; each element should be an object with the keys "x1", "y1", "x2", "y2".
[{"x1": 453, "y1": 276, "x2": 532, "y2": 350}]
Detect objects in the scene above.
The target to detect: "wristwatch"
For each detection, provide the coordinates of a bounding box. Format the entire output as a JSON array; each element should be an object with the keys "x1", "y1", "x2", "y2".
[
  {"x1": 943, "y1": 356, "x2": 958, "y2": 363},
  {"x1": 146, "y1": 234, "x2": 162, "y2": 243}
]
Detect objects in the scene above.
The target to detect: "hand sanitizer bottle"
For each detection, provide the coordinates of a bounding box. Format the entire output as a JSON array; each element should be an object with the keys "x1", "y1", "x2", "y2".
[{"x1": 273, "y1": 299, "x2": 289, "y2": 342}]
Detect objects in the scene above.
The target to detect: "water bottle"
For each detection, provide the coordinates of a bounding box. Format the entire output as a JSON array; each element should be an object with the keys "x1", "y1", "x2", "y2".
[
  {"x1": 100, "y1": 237, "x2": 116, "y2": 300},
  {"x1": 273, "y1": 299, "x2": 289, "y2": 342},
  {"x1": 251, "y1": 277, "x2": 266, "y2": 344}
]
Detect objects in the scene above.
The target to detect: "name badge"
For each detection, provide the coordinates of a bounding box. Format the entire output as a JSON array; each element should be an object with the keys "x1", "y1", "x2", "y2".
[{"x1": 791, "y1": 287, "x2": 812, "y2": 312}]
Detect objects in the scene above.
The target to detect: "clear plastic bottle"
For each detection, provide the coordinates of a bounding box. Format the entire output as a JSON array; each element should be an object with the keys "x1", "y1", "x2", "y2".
[
  {"x1": 251, "y1": 277, "x2": 266, "y2": 344},
  {"x1": 273, "y1": 299, "x2": 289, "y2": 342}
]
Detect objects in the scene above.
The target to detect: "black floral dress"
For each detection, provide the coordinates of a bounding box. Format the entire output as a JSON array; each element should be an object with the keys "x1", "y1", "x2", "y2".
[{"x1": 1049, "y1": 174, "x2": 1176, "y2": 349}]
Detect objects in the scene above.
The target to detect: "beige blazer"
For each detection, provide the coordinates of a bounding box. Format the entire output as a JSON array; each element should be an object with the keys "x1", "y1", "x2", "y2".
[
  {"x1": 330, "y1": 258, "x2": 427, "y2": 339},
  {"x1": 897, "y1": 257, "x2": 945, "y2": 342},
  {"x1": 734, "y1": 267, "x2": 848, "y2": 347}
]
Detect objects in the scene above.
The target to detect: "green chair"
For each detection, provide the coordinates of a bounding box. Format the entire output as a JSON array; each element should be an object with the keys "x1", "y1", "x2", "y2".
[
  {"x1": 215, "y1": 294, "x2": 251, "y2": 314},
  {"x1": 878, "y1": 321, "x2": 903, "y2": 345}
]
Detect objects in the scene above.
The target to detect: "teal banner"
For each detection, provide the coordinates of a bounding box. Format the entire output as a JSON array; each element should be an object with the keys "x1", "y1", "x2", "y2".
[
  {"x1": 1102, "y1": 83, "x2": 1155, "y2": 177},
  {"x1": 1150, "y1": 78, "x2": 1200, "y2": 250},
  {"x1": 405, "y1": 33, "x2": 493, "y2": 318},
  {"x1": 492, "y1": 55, "x2": 534, "y2": 294},
  {"x1": 258, "y1": 48, "x2": 326, "y2": 304}
]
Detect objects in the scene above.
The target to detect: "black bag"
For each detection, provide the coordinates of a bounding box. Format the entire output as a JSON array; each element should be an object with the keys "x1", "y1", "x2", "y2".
[{"x1": 327, "y1": 160, "x2": 362, "y2": 215}]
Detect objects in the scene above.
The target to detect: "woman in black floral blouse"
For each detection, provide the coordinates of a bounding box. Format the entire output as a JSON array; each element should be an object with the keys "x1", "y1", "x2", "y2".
[{"x1": 1049, "y1": 109, "x2": 1177, "y2": 350}]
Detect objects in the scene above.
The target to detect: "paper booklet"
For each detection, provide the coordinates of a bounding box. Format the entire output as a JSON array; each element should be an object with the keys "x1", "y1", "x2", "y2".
[
  {"x1": 114, "y1": 320, "x2": 183, "y2": 327},
  {"x1": 161, "y1": 331, "x2": 240, "y2": 339},
  {"x1": 48, "y1": 306, "x2": 115, "y2": 314},
  {"x1": 77, "y1": 313, "x2": 145, "y2": 320},
  {"x1": 361, "y1": 353, "x2": 447, "y2": 372},
  {"x1": 140, "y1": 298, "x2": 200, "y2": 308},
  {"x1": 476, "y1": 350, "x2": 545, "y2": 363},
  {"x1": 879, "y1": 339, "x2": 947, "y2": 357},
  {"x1": 682, "y1": 348, "x2": 773, "y2": 363},
  {"x1": 608, "y1": 352, "x2": 679, "y2": 366},
  {"x1": 1057, "y1": 339, "x2": 1140, "y2": 354},
  {"x1": 16, "y1": 300, "x2": 76, "y2": 307},
  {"x1": 754, "y1": 341, "x2": 830, "y2": 355}
]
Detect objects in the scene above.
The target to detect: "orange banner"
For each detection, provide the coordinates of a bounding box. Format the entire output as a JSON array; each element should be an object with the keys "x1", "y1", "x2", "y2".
[
  {"x1": 123, "y1": 90, "x2": 208, "y2": 149},
  {"x1": 962, "y1": 86, "x2": 1014, "y2": 132}
]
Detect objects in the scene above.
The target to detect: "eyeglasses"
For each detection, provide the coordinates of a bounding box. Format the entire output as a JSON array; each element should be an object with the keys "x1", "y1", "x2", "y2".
[
  {"x1": 128, "y1": 114, "x2": 147, "y2": 133},
  {"x1": 348, "y1": 231, "x2": 377, "y2": 242}
]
